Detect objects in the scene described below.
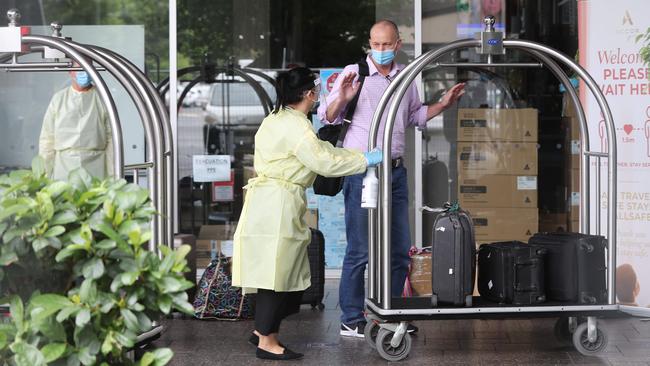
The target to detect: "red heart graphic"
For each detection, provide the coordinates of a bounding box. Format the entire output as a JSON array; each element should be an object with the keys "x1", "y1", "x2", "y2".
[{"x1": 623, "y1": 124, "x2": 633, "y2": 135}]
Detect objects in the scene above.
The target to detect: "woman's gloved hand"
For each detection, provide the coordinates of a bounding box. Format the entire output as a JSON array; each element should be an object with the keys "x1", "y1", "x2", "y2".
[{"x1": 363, "y1": 148, "x2": 383, "y2": 167}]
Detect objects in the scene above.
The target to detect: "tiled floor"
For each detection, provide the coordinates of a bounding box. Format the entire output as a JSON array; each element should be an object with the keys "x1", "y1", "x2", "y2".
[{"x1": 154, "y1": 280, "x2": 650, "y2": 365}]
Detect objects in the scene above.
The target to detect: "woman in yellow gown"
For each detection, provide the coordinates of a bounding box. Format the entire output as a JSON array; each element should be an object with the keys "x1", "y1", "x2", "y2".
[{"x1": 232, "y1": 67, "x2": 382, "y2": 360}]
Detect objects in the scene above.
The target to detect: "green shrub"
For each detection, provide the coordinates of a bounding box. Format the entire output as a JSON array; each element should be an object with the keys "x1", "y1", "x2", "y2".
[{"x1": 0, "y1": 159, "x2": 194, "y2": 365}]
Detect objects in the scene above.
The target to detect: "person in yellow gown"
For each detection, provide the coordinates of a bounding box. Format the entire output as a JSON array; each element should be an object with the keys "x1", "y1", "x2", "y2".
[
  {"x1": 39, "y1": 64, "x2": 113, "y2": 180},
  {"x1": 232, "y1": 67, "x2": 382, "y2": 361}
]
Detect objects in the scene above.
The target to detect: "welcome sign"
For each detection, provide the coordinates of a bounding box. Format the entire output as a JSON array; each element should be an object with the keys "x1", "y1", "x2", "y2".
[{"x1": 580, "y1": 0, "x2": 650, "y2": 314}]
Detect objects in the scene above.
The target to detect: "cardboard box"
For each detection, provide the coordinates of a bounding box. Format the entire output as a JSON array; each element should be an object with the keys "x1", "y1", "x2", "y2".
[
  {"x1": 457, "y1": 108, "x2": 538, "y2": 142},
  {"x1": 539, "y1": 212, "x2": 568, "y2": 232},
  {"x1": 568, "y1": 168, "x2": 580, "y2": 221},
  {"x1": 408, "y1": 252, "x2": 432, "y2": 296},
  {"x1": 243, "y1": 166, "x2": 257, "y2": 185},
  {"x1": 458, "y1": 174, "x2": 537, "y2": 208},
  {"x1": 568, "y1": 220, "x2": 580, "y2": 232},
  {"x1": 467, "y1": 207, "x2": 538, "y2": 244},
  {"x1": 458, "y1": 142, "x2": 538, "y2": 176},
  {"x1": 196, "y1": 224, "x2": 237, "y2": 269},
  {"x1": 196, "y1": 239, "x2": 233, "y2": 268}
]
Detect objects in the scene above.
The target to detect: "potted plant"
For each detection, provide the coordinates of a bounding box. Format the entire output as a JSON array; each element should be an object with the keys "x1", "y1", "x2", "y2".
[{"x1": 0, "y1": 159, "x2": 194, "y2": 365}]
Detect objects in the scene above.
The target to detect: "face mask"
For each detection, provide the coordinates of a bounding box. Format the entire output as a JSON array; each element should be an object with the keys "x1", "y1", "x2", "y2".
[
  {"x1": 371, "y1": 49, "x2": 395, "y2": 65},
  {"x1": 75, "y1": 71, "x2": 91, "y2": 88}
]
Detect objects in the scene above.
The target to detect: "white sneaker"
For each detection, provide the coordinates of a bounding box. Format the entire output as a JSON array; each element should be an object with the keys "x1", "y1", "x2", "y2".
[{"x1": 340, "y1": 321, "x2": 366, "y2": 338}]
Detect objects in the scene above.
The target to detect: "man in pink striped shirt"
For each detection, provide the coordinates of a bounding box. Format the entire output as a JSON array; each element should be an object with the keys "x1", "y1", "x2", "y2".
[{"x1": 316, "y1": 19, "x2": 465, "y2": 338}]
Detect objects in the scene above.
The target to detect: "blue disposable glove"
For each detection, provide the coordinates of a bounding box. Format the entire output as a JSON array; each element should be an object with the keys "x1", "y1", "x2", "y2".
[{"x1": 364, "y1": 149, "x2": 383, "y2": 167}]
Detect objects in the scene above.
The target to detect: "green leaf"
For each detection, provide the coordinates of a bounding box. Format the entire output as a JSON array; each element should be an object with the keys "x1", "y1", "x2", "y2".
[
  {"x1": 95, "y1": 223, "x2": 128, "y2": 250},
  {"x1": 32, "y1": 237, "x2": 51, "y2": 252},
  {"x1": 44, "y1": 181, "x2": 71, "y2": 198},
  {"x1": 44, "y1": 225, "x2": 66, "y2": 237},
  {"x1": 160, "y1": 277, "x2": 184, "y2": 293},
  {"x1": 136, "y1": 312, "x2": 152, "y2": 332},
  {"x1": 138, "y1": 352, "x2": 156, "y2": 366},
  {"x1": 121, "y1": 271, "x2": 139, "y2": 286},
  {"x1": 9, "y1": 296, "x2": 24, "y2": 334},
  {"x1": 78, "y1": 346, "x2": 96, "y2": 366},
  {"x1": 75, "y1": 308, "x2": 91, "y2": 327},
  {"x1": 30, "y1": 294, "x2": 73, "y2": 314},
  {"x1": 35, "y1": 315, "x2": 66, "y2": 342},
  {"x1": 0, "y1": 331, "x2": 6, "y2": 350},
  {"x1": 113, "y1": 330, "x2": 135, "y2": 348},
  {"x1": 101, "y1": 331, "x2": 114, "y2": 355},
  {"x1": 41, "y1": 343, "x2": 66, "y2": 363},
  {"x1": 31, "y1": 157, "x2": 46, "y2": 176},
  {"x1": 158, "y1": 295, "x2": 172, "y2": 314},
  {"x1": 82, "y1": 258, "x2": 105, "y2": 279},
  {"x1": 0, "y1": 247, "x2": 19, "y2": 266},
  {"x1": 55, "y1": 243, "x2": 88, "y2": 262},
  {"x1": 79, "y1": 279, "x2": 97, "y2": 304},
  {"x1": 171, "y1": 293, "x2": 194, "y2": 315},
  {"x1": 68, "y1": 169, "x2": 93, "y2": 191},
  {"x1": 11, "y1": 341, "x2": 46, "y2": 366},
  {"x1": 151, "y1": 348, "x2": 173, "y2": 366},
  {"x1": 51, "y1": 209, "x2": 78, "y2": 225},
  {"x1": 95, "y1": 239, "x2": 116, "y2": 250},
  {"x1": 120, "y1": 309, "x2": 139, "y2": 332},
  {"x1": 56, "y1": 305, "x2": 78, "y2": 322}
]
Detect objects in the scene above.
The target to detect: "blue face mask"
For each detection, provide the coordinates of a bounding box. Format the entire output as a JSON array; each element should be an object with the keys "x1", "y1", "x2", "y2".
[
  {"x1": 371, "y1": 49, "x2": 395, "y2": 65},
  {"x1": 75, "y1": 71, "x2": 91, "y2": 88}
]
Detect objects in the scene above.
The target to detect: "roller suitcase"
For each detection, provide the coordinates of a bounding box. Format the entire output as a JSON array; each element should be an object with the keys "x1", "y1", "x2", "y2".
[
  {"x1": 478, "y1": 241, "x2": 546, "y2": 305},
  {"x1": 528, "y1": 232, "x2": 607, "y2": 304},
  {"x1": 302, "y1": 228, "x2": 325, "y2": 309},
  {"x1": 431, "y1": 204, "x2": 476, "y2": 307}
]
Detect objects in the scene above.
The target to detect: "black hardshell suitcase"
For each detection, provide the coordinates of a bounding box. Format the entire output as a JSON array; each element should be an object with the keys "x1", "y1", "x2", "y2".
[
  {"x1": 302, "y1": 228, "x2": 325, "y2": 309},
  {"x1": 528, "y1": 232, "x2": 607, "y2": 304},
  {"x1": 478, "y1": 241, "x2": 546, "y2": 305},
  {"x1": 431, "y1": 205, "x2": 476, "y2": 307}
]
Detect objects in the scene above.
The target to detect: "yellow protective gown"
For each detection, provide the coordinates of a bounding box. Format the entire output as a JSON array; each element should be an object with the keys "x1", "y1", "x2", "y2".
[
  {"x1": 38, "y1": 86, "x2": 113, "y2": 181},
  {"x1": 232, "y1": 108, "x2": 367, "y2": 292}
]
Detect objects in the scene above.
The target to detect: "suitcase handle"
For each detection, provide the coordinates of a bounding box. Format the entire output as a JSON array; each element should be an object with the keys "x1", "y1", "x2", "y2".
[{"x1": 513, "y1": 260, "x2": 540, "y2": 292}]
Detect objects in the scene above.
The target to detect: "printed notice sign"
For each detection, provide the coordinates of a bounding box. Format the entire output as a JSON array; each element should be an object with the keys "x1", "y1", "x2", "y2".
[{"x1": 192, "y1": 155, "x2": 231, "y2": 182}]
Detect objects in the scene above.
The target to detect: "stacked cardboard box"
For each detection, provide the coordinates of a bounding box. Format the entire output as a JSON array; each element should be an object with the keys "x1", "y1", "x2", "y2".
[
  {"x1": 457, "y1": 109, "x2": 539, "y2": 245},
  {"x1": 563, "y1": 95, "x2": 581, "y2": 232},
  {"x1": 196, "y1": 223, "x2": 237, "y2": 281}
]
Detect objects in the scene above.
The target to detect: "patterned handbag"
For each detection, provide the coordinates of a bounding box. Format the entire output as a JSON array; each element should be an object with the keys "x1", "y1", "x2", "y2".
[{"x1": 193, "y1": 253, "x2": 254, "y2": 320}]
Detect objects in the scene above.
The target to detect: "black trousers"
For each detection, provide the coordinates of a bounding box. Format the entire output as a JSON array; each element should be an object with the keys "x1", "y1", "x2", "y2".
[{"x1": 254, "y1": 289, "x2": 303, "y2": 335}]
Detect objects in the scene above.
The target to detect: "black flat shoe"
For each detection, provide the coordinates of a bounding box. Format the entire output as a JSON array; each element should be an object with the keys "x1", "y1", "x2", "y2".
[
  {"x1": 256, "y1": 347, "x2": 304, "y2": 360},
  {"x1": 249, "y1": 333, "x2": 286, "y2": 348}
]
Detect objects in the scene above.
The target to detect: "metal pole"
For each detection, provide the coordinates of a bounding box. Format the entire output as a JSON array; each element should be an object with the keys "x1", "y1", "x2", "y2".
[
  {"x1": 62, "y1": 39, "x2": 162, "y2": 249},
  {"x1": 21, "y1": 35, "x2": 124, "y2": 178},
  {"x1": 369, "y1": 39, "x2": 480, "y2": 309},
  {"x1": 88, "y1": 45, "x2": 167, "y2": 251},
  {"x1": 96, "y1": 46, "x2": 175, "y2": 247}
]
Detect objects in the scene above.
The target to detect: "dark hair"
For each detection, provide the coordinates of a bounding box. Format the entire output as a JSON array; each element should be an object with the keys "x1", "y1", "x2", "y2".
[{"x1": 273, "y1": 67, "x2": 317, "y2": 113}]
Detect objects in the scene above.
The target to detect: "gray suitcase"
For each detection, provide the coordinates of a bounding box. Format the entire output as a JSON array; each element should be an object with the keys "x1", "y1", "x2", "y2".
[{"x1": 431, "y1": 204, "x2": 476, "y2": 307}]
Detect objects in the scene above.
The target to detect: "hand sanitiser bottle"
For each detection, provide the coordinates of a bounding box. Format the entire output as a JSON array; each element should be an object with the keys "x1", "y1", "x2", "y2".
[{"x1": 361, "y1": 167, "x2": 378, "y2": 209}]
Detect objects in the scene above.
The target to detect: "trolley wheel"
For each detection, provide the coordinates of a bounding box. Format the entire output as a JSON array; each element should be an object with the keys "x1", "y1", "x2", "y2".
[
  {"x1": 375, "y1": 328, "x2": 412, "y2": 362},
  {"x1": 364, "y1": 320, "x2": 379, "y2": 349},
  {"x1": 317, "y1": 303, "x2": 325, "y2": 310},
  {"x1": 554, "y1": 317, "x2": 572, "y2": 344},
  {"x1": 572, "y1": 322, "x2": 609, "y2": 356}
]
